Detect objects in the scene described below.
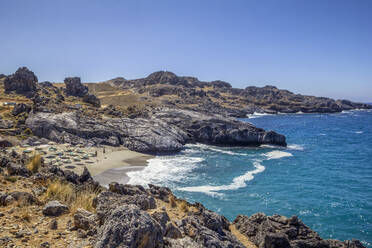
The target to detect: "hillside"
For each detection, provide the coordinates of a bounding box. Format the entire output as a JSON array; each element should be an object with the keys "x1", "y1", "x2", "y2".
[{"x1": 86, "y1": 71, "x2": 371, "y2": 117}]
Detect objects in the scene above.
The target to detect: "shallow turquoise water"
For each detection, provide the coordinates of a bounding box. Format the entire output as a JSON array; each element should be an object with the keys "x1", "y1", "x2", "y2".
[{"x1": 128, "y1": 110, "x2": 372, "y2": 246}]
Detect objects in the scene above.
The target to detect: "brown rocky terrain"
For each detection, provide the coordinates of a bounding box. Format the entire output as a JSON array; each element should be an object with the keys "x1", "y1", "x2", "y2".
[{"x1": 86, "y1": 71, "x2": 371, "y2": 117}]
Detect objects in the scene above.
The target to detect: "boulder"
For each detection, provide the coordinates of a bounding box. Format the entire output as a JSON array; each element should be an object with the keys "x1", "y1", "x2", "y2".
[
  {"x1": 73, "y1": 208, "x2": 97, "y2": 231},
  {"x1": 12, "y1": 103, "x2": 31, "y2": 116},
  {"x1": 0, "y1": 137, "x2": 13, "y2": 148},
  {"x1": 4, "y1": 67, "x2": 38, "y2": 94},
  {"x1": 42, "y1": 201, "x2": 69, "y2": 216},
  {"x1": 83, "y1": 94, "x2": 101, "y2": 108},
  {"x1": 95, "y1": 204, "x2": 163, "y2": 248},
  {"x1": 233, "y1": 213, "x2": 366, "y2": 248},
  {"x1": 64, "y1": 77, "x2": 88, "y2": 97},
  {"x1": 94, "y1": 191, "x2": 156, "y2": 223}
]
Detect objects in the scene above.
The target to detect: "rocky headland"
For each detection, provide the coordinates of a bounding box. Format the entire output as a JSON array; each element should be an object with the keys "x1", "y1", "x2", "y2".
[{"x1": 0, "y1": 67, "x2": 369, "y2": 247}]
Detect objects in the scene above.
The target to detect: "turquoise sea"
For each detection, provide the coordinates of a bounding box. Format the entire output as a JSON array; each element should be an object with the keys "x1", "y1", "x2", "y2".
[{"x1": 128, "y1": 109, "x2": 372, "y2": 247}]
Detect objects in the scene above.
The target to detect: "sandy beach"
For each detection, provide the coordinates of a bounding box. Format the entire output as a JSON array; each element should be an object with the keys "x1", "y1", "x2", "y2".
[{"x1": 10, "y1": 143, "x2": 153, "y2": 186}]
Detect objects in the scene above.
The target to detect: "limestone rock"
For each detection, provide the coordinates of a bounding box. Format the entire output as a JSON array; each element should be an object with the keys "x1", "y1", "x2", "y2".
[
  {"x1": 83, "y1": 94, "x2": 101, "y2": 108},
  {"x1": 95, "y1": 204, "x2": 163, "y2": 248},
  {"x1": 4, "y1": 67, "x2": 38, "y2": 94},
  {"x1": 64, "y1": 77, "x2": 88, "y2": 97},
  {"x1": 73, "y1": 208, "x2": 97, "y2": 231},
  {"x1": 42, "y1": 201, "x2": 69, "y2": 216},
  {"x1": 94, "y1": 191, "x2": 156, "y2": 223},
  {"x1": 233, "y1": 213, "x2": 366, "y2": 248},
  {"x1": 12, "y1": 103, "x2": 31, "y2": 116}
]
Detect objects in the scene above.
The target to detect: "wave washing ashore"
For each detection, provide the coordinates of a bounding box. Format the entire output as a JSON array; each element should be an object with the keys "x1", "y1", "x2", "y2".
[{"x1": 128, "y1": 109, "x2": 372, "y2": 247}]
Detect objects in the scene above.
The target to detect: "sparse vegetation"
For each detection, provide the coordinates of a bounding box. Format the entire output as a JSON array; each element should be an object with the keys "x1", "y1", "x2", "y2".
[
  {"x1": 27, "y1": 153, "x2": 42, "y2": 173},
  {"x1": 42, "y1": 180, "x2": 100, "y2": 214},
  {"x1": 179, "y1": 200, "x2": 189, "y2": 213},
  {"x1": 5, "y1": 176, "x2": 17, "y2": 183},
  {"x1": 169, "y1": 195, "x2": 177, "y2": 208}
]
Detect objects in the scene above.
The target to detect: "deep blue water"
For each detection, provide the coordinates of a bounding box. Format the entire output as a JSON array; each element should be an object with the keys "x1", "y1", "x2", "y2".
[{"x1": 128, "y1": 110, "x2": 372, "y2": 246}]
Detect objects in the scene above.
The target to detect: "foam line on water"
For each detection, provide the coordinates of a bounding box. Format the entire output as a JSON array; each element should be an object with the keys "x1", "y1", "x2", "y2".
[
  {"x1": 185, "y1": 143, "x2": 244, "y2": 156},
  {"x1": 127, "y1": 156, "x2": 204, "y2": 186},
  {"x1": 246, "y1": 112, "x2": 272, "y2": 118},
  {"x1": 265, "y1": 150, "x2": 293, "y2": 160},
  {"x1": 178, "y1": 161, "x2": 265, "y2": 197}
]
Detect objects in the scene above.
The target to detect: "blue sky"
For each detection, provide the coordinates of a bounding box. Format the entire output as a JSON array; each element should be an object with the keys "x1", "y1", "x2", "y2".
[{"x1": 0, "y1": 0, "x2": 371, "y2": 102}]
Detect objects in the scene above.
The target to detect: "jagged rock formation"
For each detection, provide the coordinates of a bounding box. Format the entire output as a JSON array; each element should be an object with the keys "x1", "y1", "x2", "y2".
[
  {"x1": 233, "y1": 213, "x2": 365, "y2": 248},
  {"x1": 4, "y1": 67, "x2": 38, "y2": 94},
  {"x1": 25, "y1": 108, "x2": 286, "y2": 153},
  {"x1": 64, "y1": 77, "x2": 101, "y2": 107},
  {"x1": 64, "y1": 77, "x2": 89, "y2": 97}
]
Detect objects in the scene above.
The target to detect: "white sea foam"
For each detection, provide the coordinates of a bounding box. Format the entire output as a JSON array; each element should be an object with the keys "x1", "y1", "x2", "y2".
[
  {"x1": 246, "y1": 112, "x2": 272, "y2": 118},
  {"x1": 287, "y1": 144, "x2": 304, "y2": 151},
  {"x1": 264, "y1": 150, "x2": 293, "y2": 160},
  {"x1": 127, "y1": 156, "x2": 204, "y2": 186},
  {"x1": 178, "y1": 161, "x2": 265, "y2": 197},
  {"x1": 355, "y1": 131, "x2": 363, "y2": 134},
  {"x1": 185, "y1": 143, "x2": 243, "y2": 156}
]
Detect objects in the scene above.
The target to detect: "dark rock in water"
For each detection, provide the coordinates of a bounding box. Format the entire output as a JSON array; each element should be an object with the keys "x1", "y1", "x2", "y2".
[
  {"x1": 64, "y1": 77, "x2": 88, "y2": 97},
  {"x1": 233, "y1": 213, "x2": 366, "y2": 248},
  {"x1": 12, "y1": 103, "x2": 31, "y2": 116},
  {"x1": 152, "y1": 108, "x2": 287, "y2": 147},
  {"x1": 83, "y1": 94, "x2": 101, "y2": 108},
  {"x1": 336, "y1": 99, "x2": 372, "y2": 110},
  {"x1": 42, "y1": 201, "x2": 69, "y2": 216},
  {"x1": 4, "y1": 67, "x2": 38, "y2": 94},
  {"x1": 95, "y1": 204, "x2": 163, "y2": 248}
]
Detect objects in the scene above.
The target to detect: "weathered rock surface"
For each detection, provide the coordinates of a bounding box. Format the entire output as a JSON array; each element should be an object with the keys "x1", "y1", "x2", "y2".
[
  {"x1": 26, "y1": 111, "x2": 187, "y2": 152},
  {"x1": 12, "y1": 103, "x2": 31, "y2": 116},
  {"x1": 4, "y1": 67, "x2": 38, "y2": 94},
  {"x1": 64, "y1": 77, "x2": 88, "y2": 97},
  {"x1": 42, "y1": 201, "x2": 69, "y2": 216},
  {"x1": 233, "y1": 213, "x2": 366, "y2": 248},
  {"x1": 83, "y1": 94, "x2": 101, "y2": 108},
  {"x1": 152, "y1": 108, "x2": 286, "y2": 146},
  {"x1": 73, "y1": 208, "x2": 97, "y2": 231},
  {"x1": 95, "y1": 204, "x2": 163, "y2": 248},
  {"x1": 94, "y1": 191, "x2": 156, "y2": 223},
  {"x1": 26, "y1": 108, "x2": 286, "y2": 152}
]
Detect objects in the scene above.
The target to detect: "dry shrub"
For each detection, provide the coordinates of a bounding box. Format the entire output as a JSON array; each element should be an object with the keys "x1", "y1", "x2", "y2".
[
  {"x1": 70, "y1": 185, "x2": 101, "y2": 214},
  {"x1": 169, "y1": 195, "x2": 177, "y2": 208},
  {"x1": 179, "y1": 200, "x2": 189, "y2": 213},
  {"x1": 42, "y1": 180, "x2": 101, "y2": 214},
  {"x1": 42, "y1": 180, "x2": 74, "y2": 203},
  {"x1": 27, "y1": 153, "x2": 42, "y2": 173},
  {"x1": 19, "y1": 207, "x2": 31, "y2": 222}
]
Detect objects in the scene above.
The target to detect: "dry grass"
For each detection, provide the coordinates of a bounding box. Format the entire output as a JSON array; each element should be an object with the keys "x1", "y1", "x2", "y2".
[
  {"x1": 178, "y1": 200, "x2": 189, "y2": 213},
  {"x1": 169, "y1": 195, "x2": 177, "y2": 208},
  {"x1": 42, "y1": 180, "x2": 75, "y2": 203},
  {"x1": 42, "y1": 180, "x2": 100, "y2": 214},
  {"x1": 18, "y1": 207, "x2": 31, "y2": 222},
  {"x1": 27, "y1": 153, "x2": 42, "y2": 173}
]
